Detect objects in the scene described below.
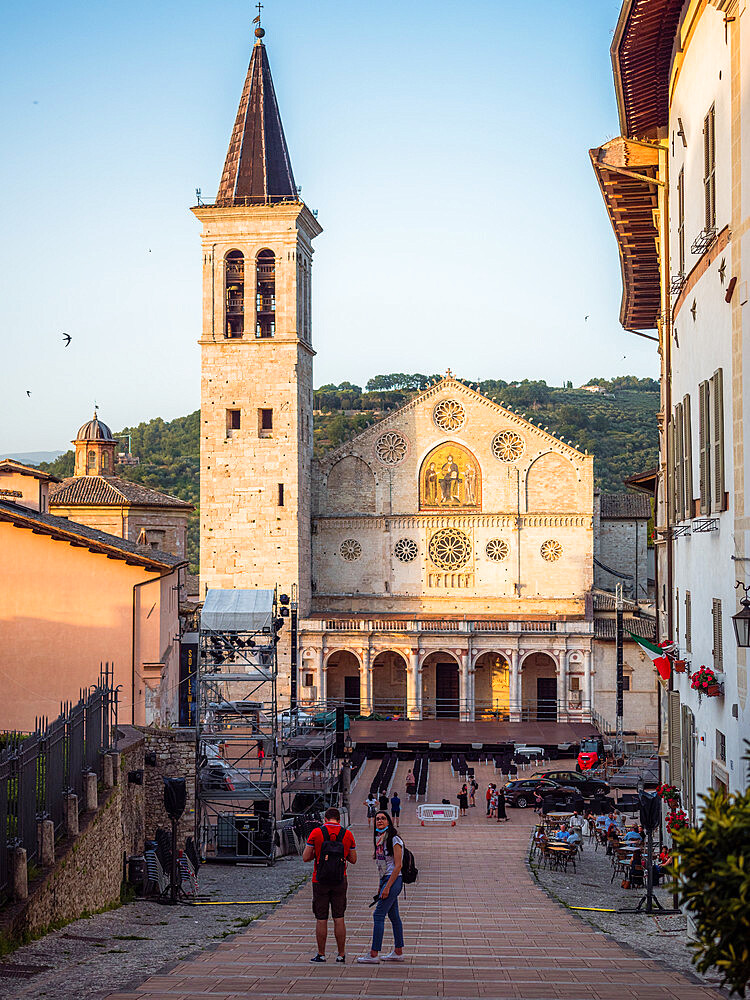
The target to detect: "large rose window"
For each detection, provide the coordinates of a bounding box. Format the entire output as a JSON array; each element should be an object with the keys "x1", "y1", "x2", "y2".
[{"x1": 428, "y1": 528, "x2": 472, "y2": 570}]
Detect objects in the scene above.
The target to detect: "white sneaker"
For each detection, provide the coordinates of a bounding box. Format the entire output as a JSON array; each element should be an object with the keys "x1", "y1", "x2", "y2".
[
  {"x1": 356, "y1": 954, "x2": 380, "y2": 964},
  {"x1": 381, "y1": 951, "x2": 405, "y2": 962}
]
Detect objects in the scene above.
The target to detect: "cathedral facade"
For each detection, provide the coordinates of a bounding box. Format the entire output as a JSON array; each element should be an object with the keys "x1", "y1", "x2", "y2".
[{"x1": 196, "y1": 27, "x2": 597, "y2": 723}]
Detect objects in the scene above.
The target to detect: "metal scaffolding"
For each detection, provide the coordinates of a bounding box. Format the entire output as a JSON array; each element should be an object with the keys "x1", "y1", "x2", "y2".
[
  {"x1": 280, "y1": 709, "x2": 344, "y2": 836},
  {"x1": 195, "y1": 589, "x2": 283, "y2": 865}
]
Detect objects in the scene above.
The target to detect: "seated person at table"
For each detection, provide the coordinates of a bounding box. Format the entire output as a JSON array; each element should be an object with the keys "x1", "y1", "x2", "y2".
[
  {"x1": 624, "y1": 826, "x2": 642, "y2": 844},
  {"x1": 566, "y1": 826, "x2": 582, "y2": 848},
  {"x1": 653, "y1": 847, "x2": 672, "y2": 886},
  {"x1": 554, "y1": 824, "x2": 570, "y2": 842},
  {"x1": 626, "y1": 849, "x2": 645, "y2": 886}
]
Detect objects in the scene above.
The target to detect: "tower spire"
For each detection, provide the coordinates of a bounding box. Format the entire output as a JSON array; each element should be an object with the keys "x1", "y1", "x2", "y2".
[{"x1": 216, "y1": 18, "x2": 297, "y2": 206}]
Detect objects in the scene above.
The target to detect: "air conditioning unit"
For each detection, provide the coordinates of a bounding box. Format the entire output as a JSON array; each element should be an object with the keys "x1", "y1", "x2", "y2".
[{"x1": 301, "y1": 685, "x2": 317, "y2": 701}]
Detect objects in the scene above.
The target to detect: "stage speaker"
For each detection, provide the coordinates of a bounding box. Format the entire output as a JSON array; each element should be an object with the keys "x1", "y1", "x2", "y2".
[
  {"x1": 163, "y1": 777, "x2": 187, "y2": 821},
  {"x1": 639, "y1": 790, "x2": 661, "y2": 831}
]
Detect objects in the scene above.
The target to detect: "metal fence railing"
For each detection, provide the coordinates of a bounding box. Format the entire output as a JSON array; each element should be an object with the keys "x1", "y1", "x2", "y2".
[
  {"x1": 0, "y1": 665, "x2": 119, "y2": 904},
  {"x1": 302, "y1": 698, "x2": 596, "y2": 724}
]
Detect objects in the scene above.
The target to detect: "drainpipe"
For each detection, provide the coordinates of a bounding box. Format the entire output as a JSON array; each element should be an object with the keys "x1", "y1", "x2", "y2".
[{"x1": 132, "y1": 564, "x2": 186, "y2": 725}]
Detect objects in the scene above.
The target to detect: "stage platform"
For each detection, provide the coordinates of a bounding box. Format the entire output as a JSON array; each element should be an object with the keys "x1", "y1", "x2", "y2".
[{"x1": 349, "y1": 719, "x2": 599, "y2": 756}]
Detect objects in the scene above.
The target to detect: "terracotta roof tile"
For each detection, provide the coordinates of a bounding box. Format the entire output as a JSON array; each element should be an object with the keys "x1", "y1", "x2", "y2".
[
  {"x1": 600, "y1": 493, "x2": 651, "y2": 519},
  {"x1": 594, "y1": 616, "x2": 656, "y2": 641},
  {"x1": 49, "y1": 476, "x2": 193, "y2": 510}
]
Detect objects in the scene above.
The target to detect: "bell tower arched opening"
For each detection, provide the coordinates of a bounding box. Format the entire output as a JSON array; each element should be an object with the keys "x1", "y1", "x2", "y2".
[
  {"x1": 255, "y1": 249, "x2": 276, "y2": 338},
  {"x1": 225, "y1": 250, "x2": 244, "y2": 338}
]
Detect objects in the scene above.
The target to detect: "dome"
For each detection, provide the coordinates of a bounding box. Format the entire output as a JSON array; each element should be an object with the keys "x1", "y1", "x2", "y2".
[{"x1": 76, "y1": 413, "x2": 114, "y2": 441}]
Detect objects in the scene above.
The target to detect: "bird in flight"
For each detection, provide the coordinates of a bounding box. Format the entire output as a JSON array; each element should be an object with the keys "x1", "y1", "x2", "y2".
[
  {"x1": 62, "y1": 332, "x2": 72, "y2": 346},
  {"x1": 26, "y1": 390, "x2": 31, "y2": 397},
  {"x1": 584, "y1": 315, "x2": 589, "y2": 322}
]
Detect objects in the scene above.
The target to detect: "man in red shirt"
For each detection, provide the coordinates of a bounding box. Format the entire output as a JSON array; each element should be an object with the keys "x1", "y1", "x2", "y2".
[{"x1": 302, "y1": 807, "x2": 357, "y2": 963}]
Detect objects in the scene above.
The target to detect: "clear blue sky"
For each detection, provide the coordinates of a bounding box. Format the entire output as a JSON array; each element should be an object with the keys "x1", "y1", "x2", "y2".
[{"x1": 0, "y1": 0, "x2": 656, "y2": 454}]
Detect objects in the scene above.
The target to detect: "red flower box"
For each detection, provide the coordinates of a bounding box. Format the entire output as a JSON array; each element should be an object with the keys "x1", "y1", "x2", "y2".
[{"x1": 706, "y1": 683, "x2": 722, "y2": 697}]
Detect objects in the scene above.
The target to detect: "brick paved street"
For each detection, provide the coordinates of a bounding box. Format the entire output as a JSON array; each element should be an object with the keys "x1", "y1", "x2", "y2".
[{"x1": 106, "y1": 760, "x2": 722, "y2": 1000}]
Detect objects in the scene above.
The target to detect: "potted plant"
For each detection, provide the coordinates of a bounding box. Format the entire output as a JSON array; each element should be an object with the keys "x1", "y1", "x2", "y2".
[
  {"x1": 690, "y1": 665, "x2": 723, "y2": 697},
  {"x1": 656, "y1": 782, "x2": 681, "y2": 808},
  {"x1": 666, "y1": 808, "x2": 689, "y2": 835}
]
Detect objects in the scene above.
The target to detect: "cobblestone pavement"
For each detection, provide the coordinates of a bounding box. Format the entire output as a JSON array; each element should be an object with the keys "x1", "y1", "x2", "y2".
[
  {"x1": 99, "y1": 758, "x2": 723, "y2": 1000},
  {"x1": 0, "y1": 855, "x2": 307, "y2": 1000},
  {"x1": 529, "y1": 815, "x2": 723, "y2": 991}
]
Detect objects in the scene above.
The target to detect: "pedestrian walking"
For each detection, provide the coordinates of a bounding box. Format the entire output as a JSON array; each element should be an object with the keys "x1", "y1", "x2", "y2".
[
  {"x1": 469, "y1": 778, "x2": 478, "y2": 807},
  {"x1": 457, "y1": 783, "x2": 469, "y2": 816},
  {"x1": 302, "y1": 807, "x2": 357, "y2": 963},
  {"x1": 365, "y1": 793, "x2": 378, "y2": 828},
  {"x1": 489, "y1": 787, "x2": 498, "y2": 818},
  {"x1": 486, "y1": 783, "x2": 493, "y2": 816},
  {"x1": 390, "y1": 790, "x2": 401, "y2": 828},
  {"x1": 496, "y1": 786, "x2": 508, "y2": 822},
  {"x1": 405, "y1": 770, "x2": 416, "y2": 801},
  {"x1": 357, "y1": 811, "x2": 405, "y2": 964},
  {"x1": 379, "y1": 790, "x2": 389, "y2": 812}
]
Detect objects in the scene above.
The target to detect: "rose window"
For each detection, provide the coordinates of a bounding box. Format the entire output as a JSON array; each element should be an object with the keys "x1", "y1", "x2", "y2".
[
  {"x1": 486, "y1": 538, "x2": 509, "y2": 562},
  {"x1": 394, "y1": 538, "x2": 418, "y2": 563},
  {"x1": 375, "y1": 431, "x2": 407, "y2": 465},
  {"x1": 428, "y1": 528, "x2": 472, "y2": 571},
  {"x1": 540, "y1": 539, "x2": 563, "y2": 562},
  {"x1": 340, "y1": 539, "x2": 362, "y2": 561},
  {"x1": 492, "y1": 430, "x2": 525, "y2": 463},
  {"x1": 433, "y1": 398, "x2": 466, "y2": 432}
]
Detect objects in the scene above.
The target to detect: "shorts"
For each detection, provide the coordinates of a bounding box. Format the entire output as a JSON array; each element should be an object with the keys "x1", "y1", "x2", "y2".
[
  {"x1": 391, "y1": 807, "x2": 400, "y2": 817},
  {"x1": 312, "y1": 880, "x2": 348, "y2": 920}
]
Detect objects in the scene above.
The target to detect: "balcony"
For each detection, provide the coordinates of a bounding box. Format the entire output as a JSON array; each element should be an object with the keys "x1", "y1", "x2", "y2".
[
  {"x1": 308, "y1": 619, "x2": 589, "y2": 635},
  {"x1": 256, "y1": 296, "x2": 276, "y2": 313},
  {"x1": 226, "y1": 299, "x2": 244, "y2": 314}
]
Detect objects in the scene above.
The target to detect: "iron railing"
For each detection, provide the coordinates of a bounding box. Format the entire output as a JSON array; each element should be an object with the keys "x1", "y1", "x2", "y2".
[
  {"x1": 0, "y1": 666, "x2": 118, "y2": 904},
  {"x1": 300, "y1": 698, "x2": 595, "y2": 724}
]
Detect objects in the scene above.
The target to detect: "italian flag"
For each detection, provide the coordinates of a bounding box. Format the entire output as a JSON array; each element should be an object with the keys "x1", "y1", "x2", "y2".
[{"x1": 628, "y1": 632, "x2": 671, "y2": 681}]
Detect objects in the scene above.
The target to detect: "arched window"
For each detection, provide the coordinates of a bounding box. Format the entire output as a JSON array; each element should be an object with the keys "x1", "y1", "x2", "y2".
[
  {"x1": 256, "y1": 249, "x2": 275, "y2": 338},
  {"x1": 224, "y1": 250, "x2": 244, "y2": 338},
  {"x1": 101, "y1": 451, "x2": 109, "y2": 471},
  {"x1": 87, "y1": 450, "x2": 96, "y2": 471}
]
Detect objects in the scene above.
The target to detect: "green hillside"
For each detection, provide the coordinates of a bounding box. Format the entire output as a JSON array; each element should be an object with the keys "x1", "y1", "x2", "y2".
[{"x1": 39, "y1": 374, "x2": 658, "y2": 575}]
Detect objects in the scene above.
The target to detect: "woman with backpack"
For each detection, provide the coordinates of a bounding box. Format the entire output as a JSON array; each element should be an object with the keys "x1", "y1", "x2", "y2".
[{"x1": 357, "y1": 811, "x2": 405, "y2": 964}]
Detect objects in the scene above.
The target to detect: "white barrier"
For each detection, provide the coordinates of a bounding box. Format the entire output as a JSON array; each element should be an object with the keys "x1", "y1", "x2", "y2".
[{"x1": 417, "y1": 803, "x2": 459, "y2": 825}]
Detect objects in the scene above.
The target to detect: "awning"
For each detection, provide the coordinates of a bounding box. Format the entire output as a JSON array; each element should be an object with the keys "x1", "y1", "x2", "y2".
[
  {"x1": 201, "y1": 588, "x2": 274, "y2": 632},
  {"x1": 611, "y1": 0, "x2": 684, "y2": 139},
  {"x1": 590, "y1": 137, "x2": 662, "y2": 331}
]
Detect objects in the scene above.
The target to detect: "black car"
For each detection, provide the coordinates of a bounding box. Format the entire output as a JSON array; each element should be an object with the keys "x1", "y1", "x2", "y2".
[
  {"x1": 503, "y1": 778, "x2": 580, "y2": 809},
  {"x1": 534, "y1": 769, "x2": 610, "y2": 797}
]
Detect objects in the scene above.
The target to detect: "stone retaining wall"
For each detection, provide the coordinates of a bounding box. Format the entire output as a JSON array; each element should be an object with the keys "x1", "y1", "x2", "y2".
[{"x1": 141, "y1": 727, "x2": 196, "y2": 846}]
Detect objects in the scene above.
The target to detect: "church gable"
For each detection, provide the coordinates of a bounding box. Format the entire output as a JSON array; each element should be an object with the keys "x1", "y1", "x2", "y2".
[{"x1": 312, "y1": 376, "x2": 592, "y2": 517}]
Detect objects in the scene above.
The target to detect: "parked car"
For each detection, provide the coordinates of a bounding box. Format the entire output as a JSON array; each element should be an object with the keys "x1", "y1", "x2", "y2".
[
  {"x1": 533, "y1": 769, "x2": 610, "y2": 797},
  {"x1": 503, "y1": 777, "x2": 575, "y2": 809}
]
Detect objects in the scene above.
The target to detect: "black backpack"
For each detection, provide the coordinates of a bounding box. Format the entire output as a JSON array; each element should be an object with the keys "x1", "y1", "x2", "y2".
[
  {"x1": 401, "y1": 844, "x2": 418, "y2": 885},
  {"x1": 315, "y1": 825, "x2": 347, "y2": 885}
]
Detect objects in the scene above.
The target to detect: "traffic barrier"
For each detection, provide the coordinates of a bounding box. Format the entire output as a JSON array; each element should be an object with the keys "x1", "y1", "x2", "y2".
[{"x1": 417, "y1": 803, "x2": 458, "y2": 826}]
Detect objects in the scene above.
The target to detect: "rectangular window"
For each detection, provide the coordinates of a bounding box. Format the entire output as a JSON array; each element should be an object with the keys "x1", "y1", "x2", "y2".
[
  {"x1": 710, "y1": 368, "x2": 725, "y2": 511},
  {"x1": 675, "y1": 402, "x2": 685, "y2": 520},
  {"x1": 685, "y1": 591, "x2": 692, "y2": 652},
  {"x1": 226, "y1": 409, "x2": 241, "y2": 436},
  {"x1": 677, "y1": 167, "x2": 685, "y2": 274},
  {"x1": 622, "y1": 675, "x2": 631, "y2": 692},
  {"x1": 277, "y1": 483, "x2": 284, "y2": 506},
  {"x1": 676, "y1": 588, "x2": 680, "y2": 639},
  {"x1": 704, "y1": 105, "x2": 716, "y2": 230},
  {"x1": 570, "y1": 676, "x2": 580, "y2": 691},
  {"x1": 304, "y1": 672, "x2": 314, "y2": 688},
  {"x1": 259, "y1": 408, "x2": 273, "y2": 437},
  {"x1": 712, "y1": 598, "x2": 723, "y2": 671},
  {"x1": 716, "y1": 729, "x2": 726, "y2": 763},
  {"x1": 683, "y1": 394, "x2": 693, "y2": 517},
  {"x1": 698, "y1": 380, "x2": 711, "y2": 514},
  {"x1": 668, "y1": 416, "x2": 676, "y2": 523}
]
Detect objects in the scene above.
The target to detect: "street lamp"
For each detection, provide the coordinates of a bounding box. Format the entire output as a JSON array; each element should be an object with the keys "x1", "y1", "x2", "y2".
[{"x1": 732, "y1": 583, "x2": 750, "y2": 648}]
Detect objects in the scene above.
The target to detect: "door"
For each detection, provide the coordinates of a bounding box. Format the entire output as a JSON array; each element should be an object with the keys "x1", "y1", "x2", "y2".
[
  {"x1": 536, "y1": 677, "x2": 557, "y2": 721},
  {"x1": 436, "y1": 662, "x2": 459, "y2": 718},
  {"x1": 344, "y1": 675, "x2": 361, "y2": 716}
]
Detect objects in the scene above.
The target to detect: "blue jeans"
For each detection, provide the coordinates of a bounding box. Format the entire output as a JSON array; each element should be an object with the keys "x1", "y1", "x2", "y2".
[{"x1": 372, "y1": 875, "x2": 404, "y2": 952}]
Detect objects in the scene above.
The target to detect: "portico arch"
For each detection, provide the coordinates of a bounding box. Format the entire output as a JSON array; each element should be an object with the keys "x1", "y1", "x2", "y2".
[
  {"x1": 421, "y1": 650, "x2": 460, "y2": 719},
  {"x1": 325, "y1": 649, "x2": 361, "y2": 714},
  {"x1": 520, "y1": 651, "x2": 558, "y2": 721},
  {"x1": 474, "y1": 651, "x2": 510, "y2": 720},
  {"x1": 371, "y1": 651, "x2": 407, "y2": 717}
]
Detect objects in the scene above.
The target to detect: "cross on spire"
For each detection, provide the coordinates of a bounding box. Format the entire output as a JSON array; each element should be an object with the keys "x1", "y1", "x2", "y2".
[{"x1": 254, "y1": 2, "x2": 263, "y2": 26}]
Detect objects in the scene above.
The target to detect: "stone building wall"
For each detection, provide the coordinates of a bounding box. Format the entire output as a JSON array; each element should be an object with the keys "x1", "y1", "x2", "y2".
[{"x1": 142, "y1": 727, "x2": 196, "y2": 845}]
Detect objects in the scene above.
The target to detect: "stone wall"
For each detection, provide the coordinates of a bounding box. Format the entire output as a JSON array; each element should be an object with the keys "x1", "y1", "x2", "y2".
[
  {"x1": 142, "y1": 727, "x2": 196, "y2": 846},
  {"x1": 0, "y1": 730, "x2": 146, "y2": 944}
]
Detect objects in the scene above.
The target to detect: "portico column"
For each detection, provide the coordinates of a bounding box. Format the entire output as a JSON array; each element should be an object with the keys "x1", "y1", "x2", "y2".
[
  {"x1": 319, "y1": 656, "x2": 328, "y2": 707},
  {"x1": 459, "y1": 653, "x2": 470, "y2": 722},
  {"x1": 360, "y1": 647, "x2": 372, "y2": 716},
  {"x1": 583, "y1": 649, "x2": 593, "y2": 722},
  {"x1": 509, "y1": 651, "x2": 520, "y2": 722},
  {"x1": 407, "y1": 649, "x2": 420, "y2": 720},
  {"x1": 556, "y1": 650, "x2": 568, "y2": 723},
  {"x1": 468, "y1": 659, "x2": 476, "y2": 723}
]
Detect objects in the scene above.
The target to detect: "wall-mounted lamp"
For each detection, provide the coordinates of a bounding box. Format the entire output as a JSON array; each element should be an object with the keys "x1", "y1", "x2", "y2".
[{"x1": 732, "y1": 582, "x2": 750, "y2": 648}]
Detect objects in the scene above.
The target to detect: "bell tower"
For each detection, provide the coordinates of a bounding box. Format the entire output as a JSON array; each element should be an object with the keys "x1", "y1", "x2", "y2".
[{"x1": 192, "y1": 22, "x2": 321, "y2": 623}]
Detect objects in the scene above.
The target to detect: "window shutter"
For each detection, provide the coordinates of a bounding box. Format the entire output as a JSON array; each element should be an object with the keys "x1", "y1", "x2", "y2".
[
  {"x1": 681, "y1": 705, "x2": 695, "y2": 823},
  {"x1": 713, "y1": 598, "x2": 723, "y2": 671},
  {"x1": 685, "y1": 591, "x2": 691, "y2": 652},
  {"x1": 675, "y1": 402, "x2": 685, "y2": 520},
  {"x1": 698, "y1": 380, "x2": 711, "y2": 514},
  {"x1": 675, "y1": 588, "x2": 680, "y2": 638},
  {"x1": 677, "y1": 168, "x2": 685, "y2": 275},
  {"x1": 668, "y1": 690, "x2": 682, "y2": 786},
  {"x1": 704, "y1": 106, "x2": 716, "y2": 230},
  {"x1": 683, "y1": 394, "x2": 693, "y2": 518},
  {"x1": 668, "y1": 417, "x2": 676, "y2": 523},
  {"x1": 711, "y1": 368, "x2": 725, "y2": 511}
]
